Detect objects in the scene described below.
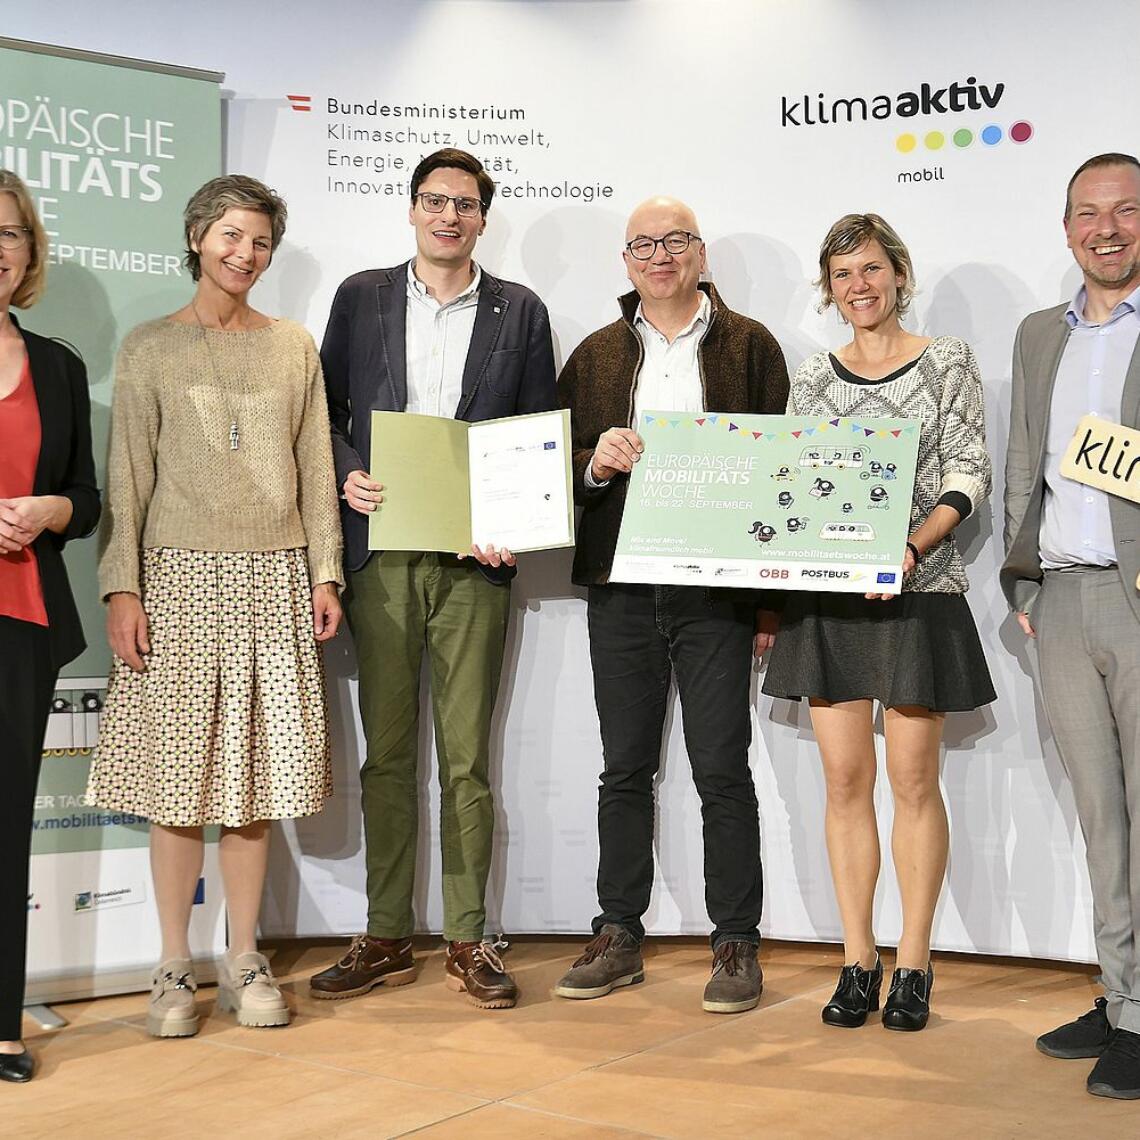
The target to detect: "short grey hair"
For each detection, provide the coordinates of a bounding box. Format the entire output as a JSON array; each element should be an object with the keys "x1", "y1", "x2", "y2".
[
  {"x1": 183, "y1": 174, "x2": 287, "y2": 281},
  {"x1": 815, "y1": 213, "x2": 916, "y2": 318}
]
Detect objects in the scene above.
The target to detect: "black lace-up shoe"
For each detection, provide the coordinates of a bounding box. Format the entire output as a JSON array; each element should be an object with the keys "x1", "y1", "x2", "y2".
[
  {"x1": 1087, "y1": 1028, "x2": 1140, "y2": 1099},
  {"x1": 1036, "y1": 998, "x2": 1112, "y2": 1059},
  {"x1": 822, "y1": 955, "x2": 883, "y2": 1028},
  {"x1": 882, "y1": 962, "x2": 934, "y2": 1031}
]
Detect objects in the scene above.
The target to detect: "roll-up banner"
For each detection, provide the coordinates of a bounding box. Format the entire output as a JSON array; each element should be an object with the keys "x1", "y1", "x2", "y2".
[{"x1": 0, "y1": 36, "x2": 227, "y2": 1000}]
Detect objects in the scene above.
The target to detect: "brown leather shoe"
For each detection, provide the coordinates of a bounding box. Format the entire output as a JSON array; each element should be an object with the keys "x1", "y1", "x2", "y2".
[
  {"x1": 309, "y1": 935, "x2": 417, "y2": 1000},
  {"x1": 445, "y1": 940, "x2": 518, "y2": 1009}
]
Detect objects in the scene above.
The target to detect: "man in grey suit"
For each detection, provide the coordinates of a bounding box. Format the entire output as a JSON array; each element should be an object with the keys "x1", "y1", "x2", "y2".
[
  {"x1": 309, "y1": 148, "x2": 556, "y2": 1010},
  {"x1": 1002, "y1": 152, "x2": 1140, "y2": 1100}
]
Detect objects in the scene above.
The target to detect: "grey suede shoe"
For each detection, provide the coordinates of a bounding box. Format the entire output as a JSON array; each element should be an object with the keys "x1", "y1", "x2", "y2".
[
  {"x1": 554, "y1": 924, "x2": 644, "y2": 999},
  {"x1": 702, "y1": 941, "x2": 763, "y2": 1013}
]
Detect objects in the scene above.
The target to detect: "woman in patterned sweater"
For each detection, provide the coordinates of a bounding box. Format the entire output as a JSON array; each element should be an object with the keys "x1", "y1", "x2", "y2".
[{"x1": 763, "y1": 213, "x2": 995, "y2": 1032}]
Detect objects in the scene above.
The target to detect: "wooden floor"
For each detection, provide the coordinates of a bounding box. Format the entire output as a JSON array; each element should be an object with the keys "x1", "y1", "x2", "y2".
[{"x1": 4, "y1": 938, "x2": 1131, "y2": 1137}]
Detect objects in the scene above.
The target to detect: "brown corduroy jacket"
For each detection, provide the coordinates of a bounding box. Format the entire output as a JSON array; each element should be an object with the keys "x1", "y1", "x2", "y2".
[{"x1": 557, "y1": 282, "x2": 790, "y2": 586}]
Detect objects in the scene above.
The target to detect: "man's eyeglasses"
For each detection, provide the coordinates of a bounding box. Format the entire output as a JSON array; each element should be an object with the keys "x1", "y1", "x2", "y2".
[
  {"x1": 625, "y1": 230, "x2": 702, "y2": 261},
  {"x1": 0, "y1": 226, "x2": 31, "y2": 251},
  {"x1": 414, "y1": 192, "x2": 484, "y2": 219}
]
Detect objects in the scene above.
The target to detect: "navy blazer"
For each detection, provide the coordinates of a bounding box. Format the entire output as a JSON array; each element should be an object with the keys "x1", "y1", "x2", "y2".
[
  {"x1": 13, "y1": 317, "x2": 101, "y2": 668},
  {"x1": 321, "y1": 261, "x2": 557, "y2": 574}
]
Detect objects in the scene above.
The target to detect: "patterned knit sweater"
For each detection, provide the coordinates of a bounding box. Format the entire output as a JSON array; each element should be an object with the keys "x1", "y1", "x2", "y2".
[
  {"x1": 789, "y1": 335, "x2": 990, "y2": 593},
  {"x1": 98, "y1": 318, "x2": 343, "y2": 598}
]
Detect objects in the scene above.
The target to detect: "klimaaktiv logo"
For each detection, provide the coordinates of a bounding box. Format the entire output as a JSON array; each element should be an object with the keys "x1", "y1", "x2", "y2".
[
  {"x1": 780, "y1": 76, "x2": 1006, "y2": 129},
  {"x1": 777, "y1": 75, "x2": 1032, "y2": 158}
]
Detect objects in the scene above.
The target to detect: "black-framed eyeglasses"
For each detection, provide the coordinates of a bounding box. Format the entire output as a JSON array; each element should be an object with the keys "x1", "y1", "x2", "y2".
[
  {"x1": 414, "y1": 192, "x2": 484, "y2": 218},
  {"x1": 0, "y1": 226, "x2": 31, "y2": 251},
  {"x1": 625, "y1": 230, "x2": 702, "y2": 260}
]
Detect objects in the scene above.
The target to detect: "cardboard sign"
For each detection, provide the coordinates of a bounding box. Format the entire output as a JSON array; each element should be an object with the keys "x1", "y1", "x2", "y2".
[
  {"x1": 611, "y1": 412, "x2": 920, "y2": 592},
  {"x1": 1060, "y1": 415, "x2": 1140, "y2": 505}
]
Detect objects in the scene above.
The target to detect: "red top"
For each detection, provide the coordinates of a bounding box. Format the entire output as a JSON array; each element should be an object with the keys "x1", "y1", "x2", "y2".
[{"x1": 0, "y1": 357, "x2": 48, "y2": 625}]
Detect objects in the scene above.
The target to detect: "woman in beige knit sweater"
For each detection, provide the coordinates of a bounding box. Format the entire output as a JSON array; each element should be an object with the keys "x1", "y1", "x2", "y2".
[{"x1": 90, "y1": 175, "x2": 343, "y2": 1036}]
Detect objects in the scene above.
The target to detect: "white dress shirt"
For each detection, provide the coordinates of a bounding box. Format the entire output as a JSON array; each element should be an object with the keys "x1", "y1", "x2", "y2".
[
  {"x1": 587, "y1": 292, "x2": 710, "y2": 487},
  {"x1": 404, "y1": 259, "x2": 482, "y2": 417},
  {"x1": 630, "y1": 291, "x2": 711, "y2": 424}
]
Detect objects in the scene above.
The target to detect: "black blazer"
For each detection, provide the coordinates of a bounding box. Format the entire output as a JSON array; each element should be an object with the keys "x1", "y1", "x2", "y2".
[
  {"x1": 13, "y1": 317, "x2": 101, "y2": 668},
  {"x1": 320, "y1": 261, "x2": 557, "y2": 574}
]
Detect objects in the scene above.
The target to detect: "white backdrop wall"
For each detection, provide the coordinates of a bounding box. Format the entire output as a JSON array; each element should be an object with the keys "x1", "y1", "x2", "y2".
[{"x1": 10, "y1": 0, "x2": 1125, "y2": 961}]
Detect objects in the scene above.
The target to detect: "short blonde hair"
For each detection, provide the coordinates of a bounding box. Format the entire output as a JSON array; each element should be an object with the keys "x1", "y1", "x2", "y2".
[
  {"x1": 815, "y1": 213, "x2": 916, "y2": 318},
  {"x1": 183, "y1": 174, "x2": 287, "y2": 281},
  {"x1": 0, "y1": 169, "x2": 49, "y2": 308}
]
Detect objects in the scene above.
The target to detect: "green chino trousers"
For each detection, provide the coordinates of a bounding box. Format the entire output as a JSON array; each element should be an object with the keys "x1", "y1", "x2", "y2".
[{"x1": 346, "y1": 551, "x2": 510, "y2": 943}]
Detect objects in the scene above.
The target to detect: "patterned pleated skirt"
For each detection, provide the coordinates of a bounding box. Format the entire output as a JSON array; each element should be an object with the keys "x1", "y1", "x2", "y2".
[
  {"x1": 762, "y1": 589, "x2": 996, "y2": 713},
  {"x1": 89, "y1": 548, "x2": 332, "y2": 827}
]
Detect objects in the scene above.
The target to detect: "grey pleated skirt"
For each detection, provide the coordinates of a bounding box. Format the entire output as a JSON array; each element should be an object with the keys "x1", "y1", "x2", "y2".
[{"x1": 762, "y1": 590, "x2": 996, "y2": 712}]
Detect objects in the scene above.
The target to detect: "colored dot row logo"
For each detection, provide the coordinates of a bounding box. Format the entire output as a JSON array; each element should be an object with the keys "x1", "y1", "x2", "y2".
[{"x1": 896, "y1": 121, "x2": 1033, "y2": 153}]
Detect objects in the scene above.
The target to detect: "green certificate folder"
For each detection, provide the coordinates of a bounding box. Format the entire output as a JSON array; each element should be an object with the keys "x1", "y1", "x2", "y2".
[{"x1": 368, "y1": 408, "x2": 575, "y2": 554}]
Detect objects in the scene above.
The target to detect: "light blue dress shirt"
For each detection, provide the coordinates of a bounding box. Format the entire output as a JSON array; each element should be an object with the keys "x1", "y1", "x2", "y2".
[{"x1": 1039, "y1": 282, "x2": 1140, "y2": 569}]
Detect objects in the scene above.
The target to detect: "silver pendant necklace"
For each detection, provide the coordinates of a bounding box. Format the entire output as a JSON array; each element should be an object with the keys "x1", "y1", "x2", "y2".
[{"x1": 192, "y1": 298, "x2": 242, "y2": 451}]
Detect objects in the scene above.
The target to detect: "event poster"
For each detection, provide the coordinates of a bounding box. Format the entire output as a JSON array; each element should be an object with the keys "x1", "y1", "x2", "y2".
[
  {"x1": 610, "y1": 412, "x2": 921, "y2": 593},
  {"x1": 0, "y1": 35, "x2": 222, "y2": 678},
  {"x1": 0, "y1": 36, "x2": 227, "y2": 1000}
]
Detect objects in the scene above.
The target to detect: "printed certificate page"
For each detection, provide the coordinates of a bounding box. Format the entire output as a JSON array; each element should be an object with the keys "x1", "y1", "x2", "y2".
[{"x1": 467, "y1": 409, "x2": 574, "y2": 552}]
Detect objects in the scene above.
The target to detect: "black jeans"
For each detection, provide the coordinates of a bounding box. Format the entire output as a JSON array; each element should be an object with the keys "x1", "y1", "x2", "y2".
[
  {"x1": 0, "y1": 617, "x2": 57, "y2": 1041},
  {"x1": 587, "y1": 584, "x2": 763, "y2": 948}
]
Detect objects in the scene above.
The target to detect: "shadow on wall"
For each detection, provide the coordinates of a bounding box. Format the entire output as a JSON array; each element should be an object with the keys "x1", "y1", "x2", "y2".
[
  {"x1": 708, "y1": 232, "x2": 822, "y2": 375},
  {"x1": 224, "y1": 96, "x2": 280, "y2": 202},
  {"x1": 258, "y1": 242, "x2": 324, "y2": 325},
  {"x1": 31, "y1": 262, "x2": 136, "y2": 679},
  {"x1": 484, "y1": 548, "x2": 584, "y2": 933},
  {"x1": 520, "y1": 204, "x2": 630, "y2": 362},
  {"x1": 761, "y1": 693, "x2": 842, "y2": 939},
  {"x1": 263, "y1": 547, "x2": 586, "y2": 938},
  {"x1": 262, "y1": 621, "x2": 367, "y2": 935},
  {"x1": 920, "y1": 261, "x2": 1037, "y2": 369}
]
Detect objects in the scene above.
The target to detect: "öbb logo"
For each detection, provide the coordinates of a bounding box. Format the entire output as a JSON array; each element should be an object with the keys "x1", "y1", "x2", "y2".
[{"x1": 757, "y1": 568, "x2": 789, "y2": 580}]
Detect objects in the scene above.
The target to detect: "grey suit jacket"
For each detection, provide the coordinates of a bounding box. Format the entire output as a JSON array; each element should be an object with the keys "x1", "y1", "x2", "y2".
[{"x1": 1000, "y1": 301, "x2": 1140, "y2": 624}]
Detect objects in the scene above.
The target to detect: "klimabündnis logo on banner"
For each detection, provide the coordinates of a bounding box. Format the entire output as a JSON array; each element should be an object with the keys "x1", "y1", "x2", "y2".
[{"x1": 73, "y1": 883, "x2": 146, "y2": 912}]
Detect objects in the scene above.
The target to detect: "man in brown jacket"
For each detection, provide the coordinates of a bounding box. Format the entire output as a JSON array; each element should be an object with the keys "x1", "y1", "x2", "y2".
[{"x1": 554, "y1": 197, "x2": 789, "y2": 1013}]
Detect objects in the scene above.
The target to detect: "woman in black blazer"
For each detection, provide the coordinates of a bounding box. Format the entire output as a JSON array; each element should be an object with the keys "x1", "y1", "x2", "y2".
[{"x1": 0, "y1": 170, "x2": 100, "y2": 1083}]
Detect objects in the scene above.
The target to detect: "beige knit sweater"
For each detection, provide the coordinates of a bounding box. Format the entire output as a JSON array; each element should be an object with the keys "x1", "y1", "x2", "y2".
[{"x1": 98, "y1": 317, "x2": 343, "y2": 598}]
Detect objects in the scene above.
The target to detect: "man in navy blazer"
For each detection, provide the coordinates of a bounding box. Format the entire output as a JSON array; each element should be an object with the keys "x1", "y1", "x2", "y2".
[{"x1": 311, "y1": 149, "x2": 556, "y2": 1010}]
